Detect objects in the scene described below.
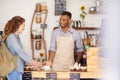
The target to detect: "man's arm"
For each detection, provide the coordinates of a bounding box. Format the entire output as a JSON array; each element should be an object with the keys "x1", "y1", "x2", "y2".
[
  {"x1": 75, "y1": 31, "x2": 84, "y2": 63},
  {"x1": 45, "y1": 29, "x2": 57, "y2": 66},
  {"x1": 48, "y1": 50, "x2": 55, "y2": 62},
  {"x1": 45, "y1": 50, "x2": 55, "y2": 66},
  {"x1": 76, "y1": 52, "x2": 83, "y2": 63}
]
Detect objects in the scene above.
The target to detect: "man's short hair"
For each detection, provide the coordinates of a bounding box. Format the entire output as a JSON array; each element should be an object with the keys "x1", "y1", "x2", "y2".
[{"x1": 61, "y1": 11, "x2": 72, "y2": 19}]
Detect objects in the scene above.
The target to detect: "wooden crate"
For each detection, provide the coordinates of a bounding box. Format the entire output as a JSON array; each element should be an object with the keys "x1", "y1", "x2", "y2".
[{"x1": 87, "y1": 47, "x2": 100, "y2": 72}]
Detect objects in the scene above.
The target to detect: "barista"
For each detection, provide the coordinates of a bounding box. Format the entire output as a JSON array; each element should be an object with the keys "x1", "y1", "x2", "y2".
[{"x1": 46, "y1": 11, "x2": 84, "y2": 70}]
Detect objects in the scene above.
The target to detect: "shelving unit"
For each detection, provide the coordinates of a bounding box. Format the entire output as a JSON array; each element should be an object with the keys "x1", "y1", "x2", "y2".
[
  {"x1": 30, "y1": 4, "x2": 48, "y2": 62},
  {"x1": 54, "y1": 27, "x2": 100, "y2": 30},
  {"x1": 73, "y1": 27, "x2": 100, "y2": 30}
]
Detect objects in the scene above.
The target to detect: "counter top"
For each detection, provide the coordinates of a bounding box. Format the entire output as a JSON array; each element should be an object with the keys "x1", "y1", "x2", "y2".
[
  {"x1": 28, "y1": 68, "x2": 101, "y2": 79},
  {"x1": 26, "y1": 47, "x2": 102, "y2": 79}
]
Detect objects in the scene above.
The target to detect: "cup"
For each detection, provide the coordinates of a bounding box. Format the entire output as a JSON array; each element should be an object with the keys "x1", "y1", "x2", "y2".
[{"x1": 43, "y1": 66, "x2": 50, "y2": 70}]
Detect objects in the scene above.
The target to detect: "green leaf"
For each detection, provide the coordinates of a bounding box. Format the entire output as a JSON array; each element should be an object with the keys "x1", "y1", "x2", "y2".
[
  {"x1": 83, "y1": 11, "x2": 87, "y2": 15},
  {"x1": 82, "y1": 16, "x2": 85, "y2": 19}
]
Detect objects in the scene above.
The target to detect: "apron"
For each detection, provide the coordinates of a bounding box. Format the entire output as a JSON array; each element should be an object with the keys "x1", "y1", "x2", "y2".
[{"x1": 52, "y1": 30, "x2": 75, "y2": 71}]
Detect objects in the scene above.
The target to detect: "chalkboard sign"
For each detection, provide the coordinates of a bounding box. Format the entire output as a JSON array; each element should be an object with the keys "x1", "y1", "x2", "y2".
[
  {"x1": 46, "y1": 73, "x2": 57, "y2": 80},
  {"x1": 55, "y1": 0, "x2": 66, "y2": 15},
  {"x1": 70, "y1": 73, "x2": 80, "y2": 80},
  {"x1": 22, "y1": 72, "x2": 32, "y2": 80}
]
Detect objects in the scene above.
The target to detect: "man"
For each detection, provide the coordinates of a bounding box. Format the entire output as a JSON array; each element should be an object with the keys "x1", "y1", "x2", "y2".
[{"x1": 46, "y1": 11, "x2": 84, "y2": 70}]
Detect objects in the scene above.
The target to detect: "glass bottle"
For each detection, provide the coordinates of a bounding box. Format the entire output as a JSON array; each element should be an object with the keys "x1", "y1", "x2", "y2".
[
  {"x1": 82, "y1": 52, "x2": 87, "y2": 66},
  {"x1": 78, "y1": 20, "x2": 81, "y2": 27},
  {"x1": 35, "y1": 13, "x2": 42, "y2": 23},
  {"x1": 37, "y1": 31, "x2": 42, "y2": 39}
]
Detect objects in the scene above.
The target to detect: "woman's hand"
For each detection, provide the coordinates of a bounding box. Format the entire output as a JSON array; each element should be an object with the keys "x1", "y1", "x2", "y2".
[{"x1": 29, "y1": 60, "x2": 42, "y2": 71}]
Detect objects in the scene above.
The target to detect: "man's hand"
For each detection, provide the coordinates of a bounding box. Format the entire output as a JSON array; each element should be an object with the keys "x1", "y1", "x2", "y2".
[{"x1": 44, "y1": 60, "x2": 52, "y2": 66}]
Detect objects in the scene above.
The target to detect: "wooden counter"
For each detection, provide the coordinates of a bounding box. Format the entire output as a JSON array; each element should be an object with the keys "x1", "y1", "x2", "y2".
[
  {"x1": 31, "y1": 69, "x2": 101, "y2": 79},
  {"x1": 29, "y1": 47, "x2": 102, "y2": 79}
]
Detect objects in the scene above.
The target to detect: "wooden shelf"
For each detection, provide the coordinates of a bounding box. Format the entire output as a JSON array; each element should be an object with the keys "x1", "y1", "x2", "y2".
[
  {"x1": 54, "y1": 27, "x2": 100, "y2": 30},
  {"x1": 73, "y1": 27, "x2": 100, "y2": 30},
  {"x1": 35, "y1": 10, "x2": 47, "y2": 13},
  {"x1": 30, "y1": 7, "x2": 48, "y2": 59},
  {"x1": 31, "y1": 39, "x2": 42, "y2": 41}
]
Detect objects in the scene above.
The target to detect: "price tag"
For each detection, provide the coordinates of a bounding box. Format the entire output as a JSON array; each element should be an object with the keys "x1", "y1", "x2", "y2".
[
  {"x1": 70, "y1": 73, "x2": 80, "y2": 80},
  {"x1": 46, "y1": 73, "x2": 57, "y2": 80}
]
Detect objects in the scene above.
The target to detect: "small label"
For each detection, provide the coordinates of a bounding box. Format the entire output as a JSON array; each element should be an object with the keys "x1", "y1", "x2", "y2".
[
  {"x1": 46, "y1": 73, "x2": 57, "y2": 80},
  {"x1": 70, "y1": 73, "x2": 80, "y2": 80}
]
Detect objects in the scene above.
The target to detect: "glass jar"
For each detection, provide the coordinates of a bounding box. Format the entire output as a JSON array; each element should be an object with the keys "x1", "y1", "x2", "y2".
[
  {"x1": 35, "y1": 13, "x2": 42, "y2": 23},
  {"x1": 37, "y1": 31, "x2": 42, "y2": 39},
  {"x1": 35, "y1": 40, "x2": 41, "y2": 50},
  {"x1": 35, "y1": 3, "x2": 41, "y2": 12},
  {"x1": 32, "y1": 30, "x2": 37, "y2": 39},
  {"x1": 40, "y1": 2, "x2": 47, "y2": 11}
]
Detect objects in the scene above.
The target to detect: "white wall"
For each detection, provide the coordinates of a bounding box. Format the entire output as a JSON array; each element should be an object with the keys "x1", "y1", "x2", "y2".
[{"x1": 0, "y1": 0, "x2": 103, "y2": 57}]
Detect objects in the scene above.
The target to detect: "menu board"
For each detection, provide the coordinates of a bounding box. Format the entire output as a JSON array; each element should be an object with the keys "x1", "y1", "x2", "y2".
[
  {"x1": 55, "y1": 0, "x2": 66, "y2": 15},
  {"x1": 46, "y1": 73, "x2": 57, "y2": 80},
  {"x1": 70, "y1": 73, "x2": 80, "y2": 80}
]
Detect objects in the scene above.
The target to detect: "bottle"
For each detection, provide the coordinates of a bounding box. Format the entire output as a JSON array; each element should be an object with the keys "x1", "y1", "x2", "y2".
[
  {"x1": 83, "y1": 52, "x2": 87, "y2": 66},
  {"x1": 76, "y1": 21, "x2": 78, "y2": 28},
  {"x1": 92, "y1": 34, "x2": 97, "y2": 47},
  {"x1": 72, "y1": 21, "x2": 75, "y2": 28},
  {"x1": 78, "y1": 20, "x2": 81, "y2": 27},
  {"x1": 74, "y1": 20, "x2": 77, "y2": 28},
  {"x1": 37, "y1": 31, "x2": 42, "y2": 39}
]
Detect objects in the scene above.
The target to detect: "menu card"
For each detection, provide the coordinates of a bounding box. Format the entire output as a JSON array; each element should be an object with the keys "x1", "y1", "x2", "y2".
[
  {"x1": 46, "y1": 73, "x2": 57, "y2": 80},
  {"x1": 70, "y1": 73, "x2": 80, "y2": 80}
]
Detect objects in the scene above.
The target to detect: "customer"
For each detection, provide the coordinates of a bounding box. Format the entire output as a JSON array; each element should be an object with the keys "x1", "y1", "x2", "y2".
[
  {"x1": 4, "y1": 16, "x2": 42, "y2": 80},
  {"x1": 46, "y1": 11, "x2": 84, "y2": 70}
]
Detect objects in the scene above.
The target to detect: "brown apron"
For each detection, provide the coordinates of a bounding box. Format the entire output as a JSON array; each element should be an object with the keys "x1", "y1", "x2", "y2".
[{"x1": 52, "y1": 30, "x2": 75, "y2": 71}]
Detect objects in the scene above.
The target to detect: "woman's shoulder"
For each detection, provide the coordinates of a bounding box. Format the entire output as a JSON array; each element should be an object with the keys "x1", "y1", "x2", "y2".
[
  {"x1": 8, "y1": 33, "x2": 16, "y2": 37},
  {"x1": 7, "y1": 33, "x2": 17, "y2": 40}
]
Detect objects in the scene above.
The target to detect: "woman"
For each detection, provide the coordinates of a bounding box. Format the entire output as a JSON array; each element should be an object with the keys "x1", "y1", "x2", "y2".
[{"x1": 4, "y1": 16, "x2": 42, "y2": 80}]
